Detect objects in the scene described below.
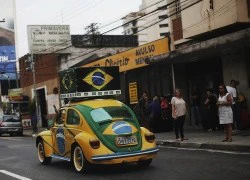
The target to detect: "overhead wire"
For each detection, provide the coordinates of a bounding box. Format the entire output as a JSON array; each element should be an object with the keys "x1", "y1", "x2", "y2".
[{"x1": 22, "y1": 0, "x2": 203, "y2": 75}]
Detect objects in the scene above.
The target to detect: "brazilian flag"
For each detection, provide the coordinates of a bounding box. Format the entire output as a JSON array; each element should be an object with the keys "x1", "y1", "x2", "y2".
[
  {"x1": 76, "y1": 67, "x2": 120, "y2": 92},
  {"x1": 59, "y1": 68, "x2": 77, "y2": 94}
]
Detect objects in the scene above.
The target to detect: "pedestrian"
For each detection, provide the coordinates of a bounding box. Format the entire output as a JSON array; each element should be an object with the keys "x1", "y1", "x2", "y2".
[
  {"x1": 217, "y1": 84, "x2": 233, "y2": 142},
  {"x1": 149, "y1": 96, "x2": 161, "y2": 133},
  {"x1": 171, "y1": 89, "x2": 188, "y2": 141},
  {"x1": 226, "y1": 80, "x2": 241, "y2": 130},
  {"x1": 190, "y1": 85, "x2": 203, "y2": 128},
  {"x1": 138, "y1": 92, "x2": 149, "y2": 129},
  {"x1": 160, "y1": 96, "x2": 168, "y2": 120},
  {"x1": 205, "y1": 89, "x2": 218, "y2": 132}
]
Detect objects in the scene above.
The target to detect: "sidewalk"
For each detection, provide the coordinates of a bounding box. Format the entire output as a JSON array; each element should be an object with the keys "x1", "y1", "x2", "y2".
[
  {"x1": 155, "y1": 126, "x2": 250, "y2": 152},
  {"x1": 24, "y1": 126, "x2": 250, "y2": 152}
]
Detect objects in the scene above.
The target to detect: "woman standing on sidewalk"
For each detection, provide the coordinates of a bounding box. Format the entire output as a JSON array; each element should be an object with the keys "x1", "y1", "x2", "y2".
[
  {"x1": 171, "y1": 89, "x2": 187, "y2": 141},
  {"x1": 217, "y1": 84, "x2": 233, "y2": 142}
]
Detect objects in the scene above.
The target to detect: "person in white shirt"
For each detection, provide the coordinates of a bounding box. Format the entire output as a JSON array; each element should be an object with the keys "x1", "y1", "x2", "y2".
[{"x1": 171, "y1": 89, "x2": 188, "y2": 141}]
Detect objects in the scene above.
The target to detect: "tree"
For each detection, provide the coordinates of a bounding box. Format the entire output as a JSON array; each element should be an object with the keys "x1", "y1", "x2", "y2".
[{"x1": 84, "y1": 23, "x2": 100, "y2": 35}]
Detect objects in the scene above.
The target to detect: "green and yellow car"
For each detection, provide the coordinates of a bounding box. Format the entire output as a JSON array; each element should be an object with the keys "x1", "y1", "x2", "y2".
[{"x1": 36, "y1": 99, "x2": 159, "y2": 173}]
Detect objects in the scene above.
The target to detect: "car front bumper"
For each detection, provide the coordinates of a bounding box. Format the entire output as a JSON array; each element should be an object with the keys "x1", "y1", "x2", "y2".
[{"x1": 92, "y1": 147, "x2": 159, "y2": 161}]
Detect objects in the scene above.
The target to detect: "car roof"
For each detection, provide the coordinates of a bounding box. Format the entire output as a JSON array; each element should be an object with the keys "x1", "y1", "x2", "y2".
[{"x1": 69, "y1": 99, "x2": 123, "y2": 109}]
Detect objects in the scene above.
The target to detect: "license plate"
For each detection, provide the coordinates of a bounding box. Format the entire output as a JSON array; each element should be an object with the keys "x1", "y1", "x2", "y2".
[
  {"x1": 116, "y1": 136, "x2": 137, "y2": 146},
  {"x1": 8, "y1": 129, "x2": 18, "y2": 131}
]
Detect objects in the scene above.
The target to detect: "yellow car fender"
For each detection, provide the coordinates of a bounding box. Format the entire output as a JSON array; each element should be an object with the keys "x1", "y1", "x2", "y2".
[
  {"x1": 36, "y1": 130, "x2": 53, "y2": 157},
  {"x1": 140, "y1": 127, "x2": 157, "y2": 150},
  {"x1": 74, "y1": 132, "x2": 111, "y2": 163}
]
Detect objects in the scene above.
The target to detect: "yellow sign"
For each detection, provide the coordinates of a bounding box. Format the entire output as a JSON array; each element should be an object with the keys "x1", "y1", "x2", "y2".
[
  {"x1": 83, "y1": 37, "x2": 169, "y2": 72},
  {"x1": 8, "y1": 88, "x2": 23, "y2": 101},
  {"x1": 129, "y1": 82, "x2": 138, "y2": 104}
]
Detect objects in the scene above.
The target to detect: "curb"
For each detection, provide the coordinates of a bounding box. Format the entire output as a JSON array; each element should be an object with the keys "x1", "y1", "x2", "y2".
[{"x1": 157, "y1": 140, "x2": 250, "y2": 153}]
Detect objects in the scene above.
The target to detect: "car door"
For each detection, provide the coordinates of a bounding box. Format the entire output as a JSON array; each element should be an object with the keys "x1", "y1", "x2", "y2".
[
  {"x1": 51, "y1": 108, "x2": 67, "y2": 156},
  {"x1": 63, "y1": 108, "x2": 81, "y2": 158}
]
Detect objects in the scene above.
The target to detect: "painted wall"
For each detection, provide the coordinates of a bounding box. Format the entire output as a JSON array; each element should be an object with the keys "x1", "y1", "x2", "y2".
[{"x1": 181, "y1": 0, "x2": 249, "y2": 39}]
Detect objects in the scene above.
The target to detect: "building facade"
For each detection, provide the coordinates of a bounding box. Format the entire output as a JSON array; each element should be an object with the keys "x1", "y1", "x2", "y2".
[
  {"x1": 19, "y1": 35, "x2": 138, "y2": 127},
  {"x1": 148, "y1": 0, "x2": 250, "y2": 128}
]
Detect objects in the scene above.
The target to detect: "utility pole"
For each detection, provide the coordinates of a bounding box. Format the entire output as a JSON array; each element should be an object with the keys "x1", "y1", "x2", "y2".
[{"x1": 25, "y1": 54, "x2": 40, "y2": 129}]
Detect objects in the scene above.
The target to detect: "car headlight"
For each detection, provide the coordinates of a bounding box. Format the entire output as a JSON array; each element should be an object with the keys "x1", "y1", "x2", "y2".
[
  {"x1": 145, "y1": 132, "x2": 155, "y2": 143},
  {"x1": 89, "y1": 138, "x2": 100, "y2": 149}
]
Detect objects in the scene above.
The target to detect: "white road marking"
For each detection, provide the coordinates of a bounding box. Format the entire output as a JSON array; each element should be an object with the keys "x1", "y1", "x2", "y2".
[
  {"x1": 0, "y1": 157, "x2": 16, "y2": 161},
  {"x1": 0, "y1": 170, "x2": 32, "y2": 180},
  {"x1": 0, "y1": 137, "x2": 23, "y2": 141},
  {"x1": 160, "y1": 146, "x2": 250, "y2": 155}
]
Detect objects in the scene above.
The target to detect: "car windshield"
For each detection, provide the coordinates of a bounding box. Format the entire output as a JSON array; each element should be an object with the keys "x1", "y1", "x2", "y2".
[
  {"x1": 2, "y1": 116, "x2": 20, "y2": 122},
  {"x1": 90, "y1": 106, "x2": 133, "y2": 123}
]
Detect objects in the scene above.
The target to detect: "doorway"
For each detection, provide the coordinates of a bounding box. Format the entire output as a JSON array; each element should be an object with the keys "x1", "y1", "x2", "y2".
[{"x1": 37, "y1": 88, "x2": 47, "y2": 127}]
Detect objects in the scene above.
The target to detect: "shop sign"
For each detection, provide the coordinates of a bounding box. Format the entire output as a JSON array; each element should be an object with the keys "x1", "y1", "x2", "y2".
[
  {"x1": 27, "y1": 25, "x2": 71, "y2": 54},
  {"x1": 8, "y1": 88, "x2": 23, "y2": 101},
  {"x1": 84, "y1": 37, "x2": 169, "y2": 72},
  {"x1": 129, "y1": 82, "x2": 138, "y2": 104}
]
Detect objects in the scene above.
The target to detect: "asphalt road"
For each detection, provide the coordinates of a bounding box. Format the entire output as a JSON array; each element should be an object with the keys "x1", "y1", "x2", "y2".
[{"x1": 0, "y1": 135, "x2": 250, "y2": 180}]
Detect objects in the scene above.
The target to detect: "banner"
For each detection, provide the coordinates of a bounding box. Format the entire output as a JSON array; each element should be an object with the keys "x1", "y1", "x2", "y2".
[
  {"x1": 0, "y1": 0, "x2": 17, "y2": 80},
  {"x1": 60, "y1": 67, "x2": 121, "y2": 99}
]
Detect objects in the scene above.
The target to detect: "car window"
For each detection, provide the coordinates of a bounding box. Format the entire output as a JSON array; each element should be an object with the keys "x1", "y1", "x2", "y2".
[
  {"x1": 56, "y1": 109, "x2": 66, "y2": 124},
  {"x1": 2, "y1": 116, "x2": 20, "y2": 122},
  {"x1": 90, "y1": 106, "x2": 133, "y2": 123},
  {"x1": 67, "y1": 109, "x2": 80, "y2": 125}
]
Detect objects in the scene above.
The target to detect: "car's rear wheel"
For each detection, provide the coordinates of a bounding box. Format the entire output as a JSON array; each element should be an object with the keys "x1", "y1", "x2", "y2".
[
  {"x1": 73, "y1": 145, "x2": 90, "y2": 173},
  {"x1": 37, "y1": 140, "x2": 51, "y2": 165},
  {"x1": 137, "y1": 158, "x2": 152, "y2": 167}
]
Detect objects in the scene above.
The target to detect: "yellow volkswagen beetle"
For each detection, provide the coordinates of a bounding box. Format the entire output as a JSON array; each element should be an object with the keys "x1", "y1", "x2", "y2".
[{"x1": 36, "y1": 98, "x2": 159, "y2": 173}]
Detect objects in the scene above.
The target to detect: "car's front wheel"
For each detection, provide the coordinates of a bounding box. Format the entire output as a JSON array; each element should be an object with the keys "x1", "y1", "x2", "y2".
[
  {"x1": 73, "y1": 145, "x2": 90, "y2": 173},
  {"x1": 37, "y1": 140, "x2": 52, "y2": 165}
]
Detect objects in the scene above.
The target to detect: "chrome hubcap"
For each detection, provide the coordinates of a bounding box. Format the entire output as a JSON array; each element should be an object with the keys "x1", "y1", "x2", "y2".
[
  {"x1": 74, "y1": 146, "x2": 83, "y2": 171},
  {"x1": 38, "y1": 143, "x2": 44, "y2": 162}
]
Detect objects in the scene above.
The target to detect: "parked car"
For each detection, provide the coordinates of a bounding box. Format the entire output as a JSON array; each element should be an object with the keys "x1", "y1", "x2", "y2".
[
  {"x1": 0, "y1": 114, "x2": 23, "y2": 136},
  {"x1": 36, "y1": 99, "x2": 159, "y2": 173}
]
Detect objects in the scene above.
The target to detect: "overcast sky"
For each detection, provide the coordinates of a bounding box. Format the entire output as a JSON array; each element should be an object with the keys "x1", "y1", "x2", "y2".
[{"x1": 15, "y1": 0, "x2": 142, "y2": 57}]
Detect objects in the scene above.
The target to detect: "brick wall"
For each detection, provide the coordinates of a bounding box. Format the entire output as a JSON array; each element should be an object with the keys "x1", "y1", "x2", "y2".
[
  {"x1": 19, "y1": 54, "x2": 58, "y2": 88},
  {"x1": 172, "y1": 17, "x2": 183, "y2": 41}
]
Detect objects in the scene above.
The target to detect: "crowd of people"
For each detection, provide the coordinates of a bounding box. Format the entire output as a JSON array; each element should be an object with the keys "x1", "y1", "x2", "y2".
[{"x1": 134, "y1": 79, "x2": 247, "y2": 142}]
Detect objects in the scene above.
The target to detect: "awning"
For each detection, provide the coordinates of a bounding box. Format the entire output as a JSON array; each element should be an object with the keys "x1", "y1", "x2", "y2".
[{"x1": 146, "y1": 28, "x2": 250, "y2": 64}]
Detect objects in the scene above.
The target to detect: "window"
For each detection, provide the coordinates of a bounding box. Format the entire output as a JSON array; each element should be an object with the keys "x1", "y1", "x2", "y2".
[
  {"x1": 160, "y1": 33, "x2": 168, "y2": 37},
  {"x1": 56, "y1": 109, "x2": 66, "y2": 124},
  {"x1": 158, "y1": 15, "x2": 168, "y2": 20},
  {"x1": 175, "y1": 0, "x2": 181, "y2": 18},
  {"x1": 90, "y1": 107, "x2": 133, "y2": 123},
  {"x1": 67, "y1": 109, "x2": 80, "y2": 125},
  {"x1": 159, "y1": 24, "x2": 169, "y2": 28}
]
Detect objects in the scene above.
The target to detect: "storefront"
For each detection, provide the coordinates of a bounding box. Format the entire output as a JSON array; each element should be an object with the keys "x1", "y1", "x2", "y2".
[{"x1": 83, "y1": 37, "x2": 170, "y2": 105}]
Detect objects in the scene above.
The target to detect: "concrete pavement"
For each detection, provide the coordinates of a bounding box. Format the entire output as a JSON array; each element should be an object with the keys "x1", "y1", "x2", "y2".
[
  {"x1": 23, "y1": 126, "x2": 250, "y2": 152},
  {"x1": 155, "y1": 126, "x2": 250, "y2": 152}
]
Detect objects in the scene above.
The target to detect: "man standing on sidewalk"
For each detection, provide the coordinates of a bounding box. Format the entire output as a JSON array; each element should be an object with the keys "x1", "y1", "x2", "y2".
[
  {"x1": 190, "y1": 85, "x2": 203, "y2": 128},
  {"x1": 226, "y1": 80, "x2": 241, "y2": 130}
]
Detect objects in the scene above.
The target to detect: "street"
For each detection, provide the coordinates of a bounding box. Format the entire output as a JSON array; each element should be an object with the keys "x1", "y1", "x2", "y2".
[{"x1": 0, "y1": 136, "x2": 250, "y2": 180}]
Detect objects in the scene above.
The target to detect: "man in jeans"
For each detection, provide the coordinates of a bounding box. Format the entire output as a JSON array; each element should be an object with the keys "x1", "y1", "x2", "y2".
[{"x1": 190, "y1": 86, "x2": 203, "y2": 128}]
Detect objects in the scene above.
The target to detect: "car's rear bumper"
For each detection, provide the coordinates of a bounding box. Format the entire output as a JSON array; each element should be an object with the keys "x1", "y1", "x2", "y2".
[{"x1": 92, "y1": 147, "x2": 159, "y2": 161}]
